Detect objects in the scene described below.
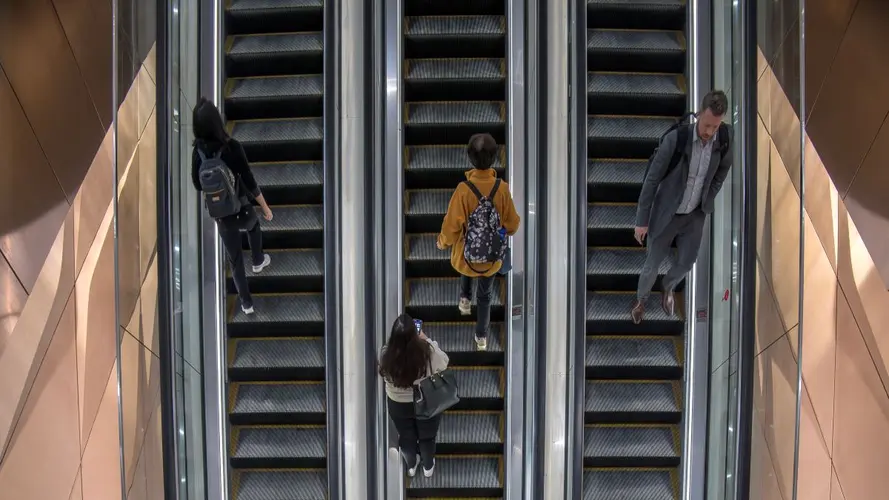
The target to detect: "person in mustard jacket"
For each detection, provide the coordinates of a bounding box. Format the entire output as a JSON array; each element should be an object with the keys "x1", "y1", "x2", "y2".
[{"x1": 436, "y1": 133, "x2": 521, "y2": 351}]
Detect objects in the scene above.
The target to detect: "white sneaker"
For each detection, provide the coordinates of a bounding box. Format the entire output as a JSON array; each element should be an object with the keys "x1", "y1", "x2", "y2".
[
  {"x1": 403, "y1": 452, "x2": 420, "y2": 477},
  {"x1": 475, "y1": 336, "x2": 487, "y2": 351},
  {"x1": 252, "y1": 254, "x2": 271, "y2": 273},
  {"x1": 458, "y1": 297, "x2": 472, "y2": 315},
  {"x1": 423, "y1": 461, "x2": 435, "y2": 478},
  {"x1": 241, "y1": 305, "x2": 255, "y2": 315}
]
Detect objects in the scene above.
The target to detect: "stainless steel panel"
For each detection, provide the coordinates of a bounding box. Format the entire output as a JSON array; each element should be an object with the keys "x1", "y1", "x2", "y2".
[
  {"x1": 505, "y1": 0, "x2": 529, "y2": 497},
  {"x1": 381, "y1": 0, "x2": 405, "y2": 497},
  {"x1": 0, "y1": 0, "x2": 105, "y2": 201},
  {"x1": 199, "y1": 0, "x2": 228, "y2": 499},
  {"x1": 682, "y1": 0, "x2": 712, "y2": 498},
  {"x1": 542, "y1": 0, "x2": 571, "y2": 496},
  {"x1": 0, "y1": 66, "x2": 70, "y2": 293},
  {"x1": 339, "y1": 0, "x2": 372, "y2": 495}
]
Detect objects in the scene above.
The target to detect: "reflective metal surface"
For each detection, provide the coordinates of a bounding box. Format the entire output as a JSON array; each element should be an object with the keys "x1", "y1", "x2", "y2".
[
  {"x1": 504, "y1": 0, "x2": 528, "y2": 496},
  {"x1": 338, "y1": 0, "x2": 372, "y2": 494},
  {"x1": 198, "y1": 0, "x2": 229, "y2": 498},
  {"x1": 681, "y1": 0, "x2": 712, "y2": 497},
  {"x1": 541, "y1": 0, "x2": 572, "y2": 496},
  {"x1": 381, "y1": 0, "x2": 405, "y2": 496}
]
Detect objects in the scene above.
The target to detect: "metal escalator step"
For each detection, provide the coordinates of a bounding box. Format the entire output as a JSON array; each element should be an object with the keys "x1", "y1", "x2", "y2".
[
  {"x1": 587, "y1": 203, "x2": 637, "y2": 246},
  {"x1": 228, "y1": 249, "x2": 323, "y2": 294},
  {"x1": 227, "y1": 33, "x2": 324, "y2": 77},
  {"x1": 586, "y1": 336, "x2": 680, "y2": 379},
  {"x1": 424, "y1": 322, "x2": 504, "y2": 365},
  {"x1": 406, "y1": 145, "x2": 505, "y2": 172},
  {"x1": 231, "y1": 117, "x2": 323, "y2": 144},
  {"x1": 226, "y1": 75, "x2": 323, "y2": 119},
  {"x1": 227, "y1": 0, "x2": 323, "y2": 36},
  {"x1": 584, "y1": 424, "x2": 678, "y2": 467},
  {"x1": 407, "y1": 234, "x2": 449, "y2": 261},
  {"x1": 586, "y1": 292, "x2": 683, "y2": 334},
  {"x1": 404, "y1": 233, "x2": 454, "y2": 277},
  {"x1": 438, "y1": 412, "x2": 502, "y2": 452},
  {"x1": 407, "y1": 101, "x2": 505, "y2": 126},
  {"x1": 228, "y1": 32, "x2": 323, "y2": 56},
  {"x1": 407, "y1": 277, "x2": 504, "y2": 310},
  {"x1": 246, "y1": 205, "x2": 323, "y2": 249},
  {"x1": 231, "y1": 382, "x2": 326, "y2": 425},
  {"x1": 250, "y1": 162, "x2": 324, "y2": 205},
  {"x1": 406, "y1": 15, "x2": 505, "y2": 37},
  {"x1": 407, "y1": 58, "x2": 505, "y2": 82},
  {"x1": 587, "y1": 72, "x2": 685, "y2": 115},
  {"x1": 406, "y1": 189, "x2": 451, "y2": 216},
  {"x1": 232, "y1": 425, "x2": 326, "y2": 468},
  {"x1": 587, "y1": 159, "x2": 646, "y2": 202},
  {"x1": 585, "y1": 381, "x2": 681, "y2": 423},
  {"x1": 229, "y1": 293, "x2": 324, "y2": 337},
  {"x1": 229, "y1": 337, "x2": 324, "y2": 381},
  {"x1": 586, "y1": 247, "x2": 670, "y2": 290},
  {"x1": 407, "y1": 456, "x2": 502, "y2": 496},
  {"x1": 452, "y1": 367, "x2": 503, "y2": 410},
  {"x1": 229, "y1": 0, "x2": 323, "y2": 13},
  {"x1": 587, "y1": 115, "x2": 677, "y2": 159},
  {"x1": 582, "y1": 468, "x2": 674, "y2": 500},
  {"x1": 587, "y1": 29, "x2": 684, "y2": 55},
  {"x1": 234, "y1": 469, "x2": 326, "y2": 500},
  {"x1": 587, "y1": 0, "x2": 686, "y2": 31}
]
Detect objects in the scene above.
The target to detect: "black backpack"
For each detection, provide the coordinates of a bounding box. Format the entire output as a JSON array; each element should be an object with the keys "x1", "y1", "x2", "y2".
[
  {"x1": 197, "y1": 148, "x2": 243, "y2": 219},
  {"x1": 462, "y1": 179, "x2": 507, "y2": 267},
  {"x1": 643, "y1": 112, "x2": 730, "y2": 182}
]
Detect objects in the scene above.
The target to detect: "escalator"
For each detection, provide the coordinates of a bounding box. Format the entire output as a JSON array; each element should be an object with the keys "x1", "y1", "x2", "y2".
[
  {"x1": 583, "y1": 0, "x2": 688, "y2": 498},
  {"x1": 401, "y1": 0, "x2": 507, "y2": 496},
  {"x1": 223, "y1": 1, "x2": 327, "y2": 498}
]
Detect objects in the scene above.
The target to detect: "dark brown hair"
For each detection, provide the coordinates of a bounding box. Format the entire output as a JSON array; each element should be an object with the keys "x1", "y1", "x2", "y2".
[
  {"x1": 466, "y1": 133, "x2": 498, "y2": 170},
  {"x1": 378, "y1": 313, "x2": 431, "y2": 388},
  {"x1": 700, "y1": 90, "x2": 728, "y2": 116}
]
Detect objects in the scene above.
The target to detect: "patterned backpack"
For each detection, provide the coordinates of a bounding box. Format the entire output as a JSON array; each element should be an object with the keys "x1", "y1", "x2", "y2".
[{"x1": 462, "y1": 179, "x2": 506, "y2": 267}]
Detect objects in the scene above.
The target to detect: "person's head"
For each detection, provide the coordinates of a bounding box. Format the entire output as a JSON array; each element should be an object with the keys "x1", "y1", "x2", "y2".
[
  {"x1": 466, "y1": 133, "x2": 498, "y2": 170},
  {"x1": 192, "y1": 97, "x2": 230, "y2": 145},
  {"x1": 696, "y1": 90, "x2": 728, "y2": 142},
  {"x1": 378, "y1": 313, "x2": 431, "y2": 387}
]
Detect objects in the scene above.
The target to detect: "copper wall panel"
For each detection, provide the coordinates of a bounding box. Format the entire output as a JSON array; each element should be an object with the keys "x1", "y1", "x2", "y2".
[
  {"x1": 51, "y1": 0, "x2": 113, "y2": 127},
  {"x1": 117, "y1": 147, "x2": 141, "y2": 326},
  {"x1": 138, "y1": 112, "x2": 158, "y2": 279},
  {"x1": 0, "y1": 67, "x2": 70, "y2": 293},
  {"x1": 72, "y1": 133, "x2": 114, "y2": 277},
  {"x1": 0, "y1": 254, "x2": 27, "y2": 357},
  {"x1": 804, "y1": 0, "x2": 858, "y2": 116},
  {"x1": 0, "y1": 0, "x2": 105, "y2": 201},
  {"x1": 80, "y1": 364, "x2": 124, "y2": 500},
  {"x1": 807, "y1": 0, "x2": 889, "y2": 195},
  {"x1": 120, "y1": 333, "x2": 160, "y2": 487},
  {"x1": 843, "y1": 117, "x2": 889, "y2": 285}
]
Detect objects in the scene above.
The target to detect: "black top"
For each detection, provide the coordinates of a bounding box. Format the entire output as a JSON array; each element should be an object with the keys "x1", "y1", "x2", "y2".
[{"x1": 191, "y1": 138, "x2": 261, "y2": 199}]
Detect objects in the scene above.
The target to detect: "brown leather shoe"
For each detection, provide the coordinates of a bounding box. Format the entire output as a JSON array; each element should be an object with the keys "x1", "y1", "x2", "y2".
[
  {"x1": 661, "y1": 290, "x2": 675, "y2": 317},
  {"x1": 631, "y1": 299, "x2": 645, "y2": 325}
]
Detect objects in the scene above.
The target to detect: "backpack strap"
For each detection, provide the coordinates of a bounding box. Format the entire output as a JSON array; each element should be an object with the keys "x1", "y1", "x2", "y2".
[
  {"x1": 487, "y1": 179, "x2": 501, "y2": 199},
  {"x1": 197, "y1": 148, "x2": 208, "y2": 162},
  {"x1": 463, "y1": 181, "x2": 485, "y2": 201},
  {"x1": 665, "y1": 124, "x2": 690, "y2": 176},
  {"x1": 717, "y1": 123, "x2": 730, "y2": 158}
]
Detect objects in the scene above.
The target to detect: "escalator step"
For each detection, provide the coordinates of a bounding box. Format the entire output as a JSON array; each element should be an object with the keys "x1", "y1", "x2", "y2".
[
  {"x1": 226, "y1": 33, "x2": 324, "y2": 77},
  {"x1": 587, "y1": 30, "x2": 685, "y2": 73},
  {"x1": 407, "y1": 278, "x2": 504, "y2": 309},
  {"x1": 406, "y1": 145, "x2": 505, "y2": 172},
  {"x1": 229, "y1": 293, "x2": 325, "y2": 337},
  {"x1": 234, "y1": 469, "x2": 327, "y2": 500},
  {"x1": 406, "y1": 189, "x2": 451, "y2": 216},
  {"x1": 438, "y1": 412, "x2": 502, "y2": 453},
  {"x1": 252, "y1": 161, "x2": 324, "y2": 191},
  {"x1": 406, "y1": 101, "x2": 505, "y2": 126},
  {"x1": 584, "y1": 424, "x2": 679, "y2": 467},
  {"x1": 231, "y1": 382, "x2": 326, "y2": 425},
  {"x1": 587, "y1": 159, "x2": 646, "y2": 202},
  {"x1": 405, "y1": 15, "x2": 505, "y2": 37},
  {"x1": 407, "y1": 58, "x2": 505, "y2": 83},
  {"x1": 231, "y1": 117, "x2": 323, "y2": 146},
  {"x1": 586, "y1": 292, "x2": 684, "y2": 334},
  {"x1": 588, "y1": 72, "x2": 685, "y2": 115},
  {"x1": 231, "y1": 425, "x2": 326, "y2": 468},
  {"x1": 226, "y1": 75, "x2": 323, "y2": 119},
  {"x1": 587, "y1": 0, "x2": 685, "y2": 31},
  {"x1": 228, "y1": 33, "x2": 324, "y2": 57},
  {"x1": 587, "y1": 203, "x2": 637, "y2": 246},
  {"x1": 582, "y1": 468, "x2": 675, "y2": 500},
  {"x1": 425, "y1": 322, "x2": 504, "y2": 353},
  {"x1": 407, "y1": 456, "x2": 502, "y2": 497},
  {"x1": 229, "y1": 337, "x2": 325, "y2": 381},
  {"x1": 451, "y1": 367, "x2": 503, "y2": 410},
  {"x1": 585, "y1": 381, "x2": 681, "y2": 423},
  {"x1": 243, "y1": 205, "x2": 323, "y2": 249},
  {"x1": 229, "y1": 249, "x2": 323, "y2": 294},
  {"x1": 588, "y1": 115, "x2": 676, "y2": 158},
  {"x1": 586, "y1": 247, "x2": 670, "y2": 291},
  {"x1": 585, "y1": 336, "x2": 680, "y2": 378},
  {"x1": 229, "y1": 0, "x2": 323, "y2": 14}
]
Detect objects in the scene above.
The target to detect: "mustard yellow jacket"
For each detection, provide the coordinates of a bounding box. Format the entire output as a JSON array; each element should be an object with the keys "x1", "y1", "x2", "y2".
[{"x1": 437, "y1": 168, "x2": 521, "y2": 277}]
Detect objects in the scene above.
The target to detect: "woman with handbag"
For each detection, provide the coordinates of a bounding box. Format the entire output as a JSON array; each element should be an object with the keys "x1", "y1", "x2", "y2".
[{"x1": 379, "y1": 314, "x2": 451, "y2": 478}]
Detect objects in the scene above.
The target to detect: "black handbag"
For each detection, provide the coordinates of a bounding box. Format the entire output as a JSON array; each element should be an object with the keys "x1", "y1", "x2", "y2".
[{"x1": 413, "y1": 361, "x2": 460, "y2": 420}]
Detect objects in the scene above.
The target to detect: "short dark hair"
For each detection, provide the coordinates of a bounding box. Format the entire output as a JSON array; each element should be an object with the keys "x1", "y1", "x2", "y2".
[
  {"x1": 466, "y1": 133, "x2": 498, "y2": 170},
  {"x1": 700, "y1": 90, "x2": 728, "y2": 116}
]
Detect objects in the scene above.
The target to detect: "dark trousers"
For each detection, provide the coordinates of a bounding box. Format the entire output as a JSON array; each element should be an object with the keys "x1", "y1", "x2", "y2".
[
  {"x1": 637, "y1": 210, "x2": 706, "y2": 300},
  {"x1": 460, "y1": 274, "x2": 495, "y2": 338},
  {"x1": 217, "y1": 207, "x2": 264, "y2": 308},
  {"x1": 388, "y1": 398, "x2": 440, "y2": 470}
]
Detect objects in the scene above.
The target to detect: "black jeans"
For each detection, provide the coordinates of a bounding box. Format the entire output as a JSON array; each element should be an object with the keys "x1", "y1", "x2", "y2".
[
  {"x1": 388, "y1": 398, "x2": 440, "y2": 470},
  {"x1": 460, "y1": 274, "x2": 495, "y2": 338},
  {"x1": 217, "y1": 206, "x2": 264, "y2": 308}
]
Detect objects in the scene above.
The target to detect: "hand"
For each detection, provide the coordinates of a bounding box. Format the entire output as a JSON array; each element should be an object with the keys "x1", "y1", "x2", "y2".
[
  {"x1": 436, "y1": 237, "x2": 446, "y2": 250},
  {"x1": 634, "y1": 226, "x2": 648, "y2": 245},
  {"x1": 418, "y1": 331, "x2": 428, "y2": 341},
  {"x1": 262, "y1": 206, "x2": 273, "y2": 221}
]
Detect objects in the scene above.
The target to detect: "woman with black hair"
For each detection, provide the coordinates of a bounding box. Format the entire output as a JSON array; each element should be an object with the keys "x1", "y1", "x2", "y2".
[
  {"x1": 191, "y1": 97, "x2": 274, "y2": 315},
  {"x1": 379, "y1": 313, "x2": 450, "y2": 478}
]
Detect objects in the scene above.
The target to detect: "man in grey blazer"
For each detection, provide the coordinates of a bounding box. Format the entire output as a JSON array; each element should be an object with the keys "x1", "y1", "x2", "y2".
[{"x1": 631, "y1": 90, "x2": 733, "y2": 324}]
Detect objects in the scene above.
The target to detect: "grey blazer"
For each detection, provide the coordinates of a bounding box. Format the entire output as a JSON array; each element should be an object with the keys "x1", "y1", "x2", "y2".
[{"x1": 634, "y1": 124, "x2": 734, "y2": 239}]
